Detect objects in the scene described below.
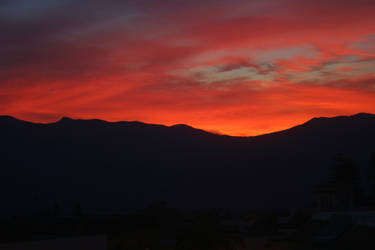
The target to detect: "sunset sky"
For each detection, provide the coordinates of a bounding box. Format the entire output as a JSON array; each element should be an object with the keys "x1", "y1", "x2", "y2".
[{"x1": 1, "y1": 0, "x2": 375, "y2": 136}]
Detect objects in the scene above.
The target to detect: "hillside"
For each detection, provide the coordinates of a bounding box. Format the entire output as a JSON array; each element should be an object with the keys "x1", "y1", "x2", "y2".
[{"x1": 1, "y1": 113, "x2": 375, "y2": 215}]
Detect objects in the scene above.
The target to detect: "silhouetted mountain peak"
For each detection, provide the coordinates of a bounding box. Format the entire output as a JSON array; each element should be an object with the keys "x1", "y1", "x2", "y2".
[
  {"x1": 170, "y1": 124, "x2": 193, "y2": 129},
  {"x1": 0, "y1": 115, "x2": 17, "y2": 121},
  {"x1": 57, "y1": 116, "x2": 75, "y2": 123},
  {"x1": 169, "y1": 123, "x2": 213, "y2": 136},
  {"x1": 56, "y1": 117, "x2": 110, "y2": 126},
  {"x1": 0, "y1": 115, "x2": 29, "y2": 127},
  {"x1": 304, "y1": 116, "x2": 329, "y2": 125},
  {"x1": 256, "y1": 113, "x2": 375, "y2": 139},
  {"x1": 352, "y1": 112, "x2": 375, "y2": 119},
  {"x1": 303, "y1": 113, "x2": 375, "y2": 126}
]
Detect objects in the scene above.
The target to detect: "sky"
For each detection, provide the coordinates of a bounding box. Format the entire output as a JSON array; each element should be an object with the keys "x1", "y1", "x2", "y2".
[{"x1": 1, "y1": 0, "x2": 375, "y2": 136}]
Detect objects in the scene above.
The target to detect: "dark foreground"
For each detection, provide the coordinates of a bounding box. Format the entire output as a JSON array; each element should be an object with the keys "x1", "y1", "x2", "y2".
[{"x1": 1, "y1": 202, "x2": 375, "y2": 250}]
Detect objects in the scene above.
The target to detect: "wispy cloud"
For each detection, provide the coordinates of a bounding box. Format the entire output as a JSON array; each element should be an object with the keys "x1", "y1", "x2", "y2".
[{"x1": 1, "y1": 0, "x2": 375, "y2": 135}]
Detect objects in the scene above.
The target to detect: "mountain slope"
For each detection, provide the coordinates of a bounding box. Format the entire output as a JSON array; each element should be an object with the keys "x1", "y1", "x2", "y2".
[{"x1": 0, "y1": 113, "x2": 375, "y2": 215}]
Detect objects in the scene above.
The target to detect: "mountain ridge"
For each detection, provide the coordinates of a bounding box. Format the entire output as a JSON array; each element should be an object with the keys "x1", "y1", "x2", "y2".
[
  {"x1": 1, "y1": 112, "x2": 374, "y2": 138},
  {"x1": 0, "y1": 112, "x2": 375, "y2": 216}
]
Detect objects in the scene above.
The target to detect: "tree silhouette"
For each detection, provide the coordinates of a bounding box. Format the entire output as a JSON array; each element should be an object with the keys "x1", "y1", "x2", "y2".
[
  {"x1": 330, "y1": 156, "x2": 359, "y2": 188},
  {"x1": 330, "y1": 155, "x2": 363, "y2": 207},
  {"x1": 74, "y1": 201, "x2": 82, "y2": 217},
  {"x1": 53, "y1": 200, "x2": 60, "y2": 217}
]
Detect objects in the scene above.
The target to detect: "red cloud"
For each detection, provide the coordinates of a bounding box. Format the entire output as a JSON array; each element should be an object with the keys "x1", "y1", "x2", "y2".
[{"x1": 1, "y1": 0, "x2": 375, "y2": 135}]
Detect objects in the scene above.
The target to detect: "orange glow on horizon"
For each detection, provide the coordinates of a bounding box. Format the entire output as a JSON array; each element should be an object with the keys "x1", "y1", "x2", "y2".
[{"x1": 1, "y1": 0, "x2": 375, "y2": 136}]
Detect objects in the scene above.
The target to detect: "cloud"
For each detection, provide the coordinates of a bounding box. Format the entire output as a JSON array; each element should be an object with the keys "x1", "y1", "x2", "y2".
[{"x1": 1, "y1": 0, "x2": 375, "y2": 135}]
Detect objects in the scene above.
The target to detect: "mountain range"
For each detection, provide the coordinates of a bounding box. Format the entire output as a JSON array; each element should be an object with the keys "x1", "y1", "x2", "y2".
[{"x1": 1, "y1": 113, "x2": 375, "y2": 216}]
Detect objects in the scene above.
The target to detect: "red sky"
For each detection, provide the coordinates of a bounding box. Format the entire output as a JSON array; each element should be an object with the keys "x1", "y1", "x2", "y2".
[{"x1": 1, "y1": 0, "x2": 375, "y2": 136}]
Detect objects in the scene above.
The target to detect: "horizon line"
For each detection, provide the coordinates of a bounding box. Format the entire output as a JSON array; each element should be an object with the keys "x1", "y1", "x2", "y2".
[{"x1": 1, "y1": 112, "x2": 374, "y2": 138}]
